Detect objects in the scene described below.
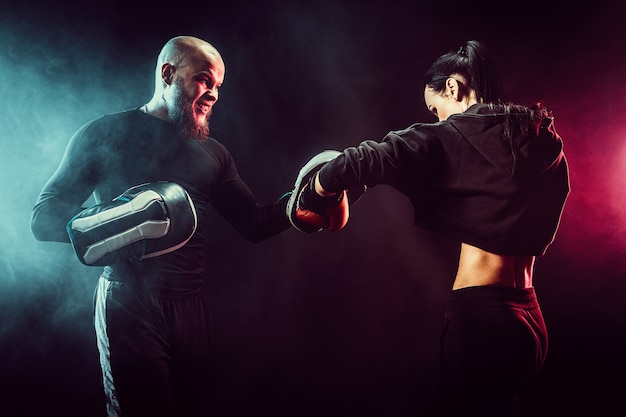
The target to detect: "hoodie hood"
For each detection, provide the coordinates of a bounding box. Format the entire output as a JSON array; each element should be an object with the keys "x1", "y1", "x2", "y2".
[{"x1": 447, "y1": 103, "x2": 564, "y2": 179}]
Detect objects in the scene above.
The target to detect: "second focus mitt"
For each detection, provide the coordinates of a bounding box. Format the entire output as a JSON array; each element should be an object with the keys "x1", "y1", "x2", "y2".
[{"x1": 67, "y1": 181, "x2": 197, "y2": 266}]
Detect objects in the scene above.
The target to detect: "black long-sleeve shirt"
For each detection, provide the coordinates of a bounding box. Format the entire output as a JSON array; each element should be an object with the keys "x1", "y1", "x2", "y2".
[
  {"x1": 318, "y1": 103, "x2": 570, "y2": 256},
  {"x1": 31, "y1": 109, "x2": 290, "y2": 294}
]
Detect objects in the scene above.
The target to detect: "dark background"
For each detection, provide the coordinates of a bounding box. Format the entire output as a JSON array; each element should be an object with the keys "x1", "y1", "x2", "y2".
[{"x1": 1, "y1": 1, "x2": 625, "y2": 416}]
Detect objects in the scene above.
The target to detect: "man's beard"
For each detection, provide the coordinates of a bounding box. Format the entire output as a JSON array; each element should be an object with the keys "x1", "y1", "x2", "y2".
[{"x1": 168, "y1": 80, "x2": 211, "y2": 141}]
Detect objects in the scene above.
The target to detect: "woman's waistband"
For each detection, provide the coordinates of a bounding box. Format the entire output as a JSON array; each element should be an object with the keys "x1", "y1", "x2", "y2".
[{"x1": 446, "y1": 285, "x2": 538, "y2": 311}]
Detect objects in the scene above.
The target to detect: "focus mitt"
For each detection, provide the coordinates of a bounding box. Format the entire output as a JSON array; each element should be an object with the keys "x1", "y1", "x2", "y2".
[{"x1": 67, "y1": 182, "x2": 197, "y2": 266}]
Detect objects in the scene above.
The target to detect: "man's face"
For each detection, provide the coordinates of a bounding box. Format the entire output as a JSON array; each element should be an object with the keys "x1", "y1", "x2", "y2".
[
  {"x1": 169, "y1": 77, "x2": 210, "y2": 140},
  {"x1": 167, "y1": 52, "x2": 225, "y2": 140}
]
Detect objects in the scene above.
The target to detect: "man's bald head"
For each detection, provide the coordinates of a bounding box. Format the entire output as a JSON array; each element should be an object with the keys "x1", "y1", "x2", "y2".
[
  {"x1": 143, "y1": 35, "x2": 225, "y2": 139},
  {"x1": 157, "y1": 36, "x2": 222, "y2": 70},
  {"x1": 154, "y1": 36, "x2": 224, "y2": 89}
]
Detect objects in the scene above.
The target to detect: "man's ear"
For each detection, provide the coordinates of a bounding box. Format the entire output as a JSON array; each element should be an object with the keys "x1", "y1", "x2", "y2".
[
  {"x1": 161, "y1": 63, "x2": 175, "y2": 85},
  {"x1": 446, "y1": 77, "x2": 460, "y2": 101}
]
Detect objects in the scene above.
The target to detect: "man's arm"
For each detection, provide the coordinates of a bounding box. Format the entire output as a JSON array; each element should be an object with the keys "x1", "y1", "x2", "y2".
[
  {"x1": 31, "y1": 127, "x2": 98, "y2": 243},
  {"x1": 210, "y1": 177, "x2": 291, "y2": 243}
]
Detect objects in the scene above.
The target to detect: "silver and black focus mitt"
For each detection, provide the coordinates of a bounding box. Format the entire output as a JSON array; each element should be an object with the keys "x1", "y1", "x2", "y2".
[{"x1": 67, "y1": 181, "x2": 197, "y2": 266}]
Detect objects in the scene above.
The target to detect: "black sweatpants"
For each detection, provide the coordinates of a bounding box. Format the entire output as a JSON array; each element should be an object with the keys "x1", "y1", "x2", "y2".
[
  {"x1": 409, "y1": 285, "x2": 548, "y2": 417},
  {"x1": 94, "y1": 276, "x2": 213, "y2": 417}
]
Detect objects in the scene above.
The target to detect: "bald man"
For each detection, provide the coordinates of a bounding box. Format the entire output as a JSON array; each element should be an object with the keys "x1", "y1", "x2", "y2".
[{"x1": 31, "y1": 36, "x2": 292, "y2": 417}]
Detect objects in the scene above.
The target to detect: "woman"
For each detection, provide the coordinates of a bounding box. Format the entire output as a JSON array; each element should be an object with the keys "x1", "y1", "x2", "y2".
[{"x1": 291, "y1": 40, "x2": 570, "y2": 416}]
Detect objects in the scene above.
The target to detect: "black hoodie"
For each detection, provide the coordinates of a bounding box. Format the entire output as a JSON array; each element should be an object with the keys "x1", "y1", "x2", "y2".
[{"x1": 318, "y1": 103, "x2": 570, "y2": 256}]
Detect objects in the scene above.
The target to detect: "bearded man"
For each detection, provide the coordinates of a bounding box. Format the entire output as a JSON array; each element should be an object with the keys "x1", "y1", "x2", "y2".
[{"x1": 31, "y1": 36, "x2": 292, "y2": 417}]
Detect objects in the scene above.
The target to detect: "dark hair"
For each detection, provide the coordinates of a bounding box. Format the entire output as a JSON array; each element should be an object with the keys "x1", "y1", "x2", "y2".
[
  {"x1": 424, "y1": 40, "x2": 504, "y2": 104},
  {"x1": 495, "y1": 102, "x2": 553, "y2": 140}
]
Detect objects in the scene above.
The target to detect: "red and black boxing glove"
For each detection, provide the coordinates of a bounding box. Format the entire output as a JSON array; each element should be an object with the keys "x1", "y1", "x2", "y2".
[
  {"x1": 287, "y1": 150, "x2": 364, "y2": 233},
  {"x1": 295, "y1": 175, "x2": 349, "y2": 232}
]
